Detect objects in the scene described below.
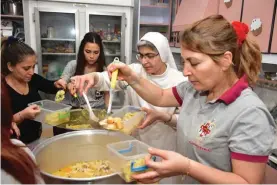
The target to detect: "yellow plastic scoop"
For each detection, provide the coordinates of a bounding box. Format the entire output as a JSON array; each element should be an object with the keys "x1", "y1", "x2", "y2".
[{"x1": 107, "y1": 57, "x2": 120, "y2": 114}]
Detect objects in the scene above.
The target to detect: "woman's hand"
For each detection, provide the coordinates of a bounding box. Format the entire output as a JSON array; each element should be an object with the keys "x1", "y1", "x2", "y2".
[
  {"x1": 139, "y1": 107, "x2": 173, "y2": 129},
  {"x1": 138, "y1": 107, "x2": 164, "y2": 129},
  {"x1": 107, "y1": 62, "x2": 137, "y2": 83},
  {"x1": 54, "y1": 78, "x2": 67, "y2": 89},
  {"x1": 132, "y1": 148, "x2": 189, "y2": 183},
  {"x1": 67, "y1": 82, "x2": 77, "y2": 96},
  {"x1": 71, "y1": 73, "x2": 96, "y2": 94},
  {"x1": 10, "y1": 122, "x2": 20, "y2": 138},
  {"x1": 22, "y1": 105, "x2": 41, "y2": 120}
]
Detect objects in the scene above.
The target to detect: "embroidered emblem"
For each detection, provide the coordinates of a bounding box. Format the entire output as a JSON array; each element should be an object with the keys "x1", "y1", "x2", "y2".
[{"x1": 198, "y1": 120, "x2": 216, "y2": 138}]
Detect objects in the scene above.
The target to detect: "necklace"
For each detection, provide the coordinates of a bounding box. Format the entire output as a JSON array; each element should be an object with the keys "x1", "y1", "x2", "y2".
[{"x1": 6, "y1": 76, "x2": 29, "y2": 95}]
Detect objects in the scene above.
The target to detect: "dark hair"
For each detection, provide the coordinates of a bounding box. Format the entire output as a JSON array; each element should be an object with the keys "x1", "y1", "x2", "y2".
[
  {"x1": 181, "y1": 15, "x2": 261, "y2": 85},
  {"x1": 1, "y1": 75, "x2": 38, "y2": 184},
  {"x1": 74, "y1": 32, "x2": 106, "y2": 75},
  {"x1": 1, "y1": 37, "x2": 36, "y2": 76}
]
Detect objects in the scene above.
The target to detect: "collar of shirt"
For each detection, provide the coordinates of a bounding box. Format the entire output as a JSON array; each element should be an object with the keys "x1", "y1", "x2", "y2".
[
  {"x1": 199, "y1": 75, "x2": 249, "y2": 105},
  {"x1": 218, "y1": 75, "x2": 248, "y2": 105}
]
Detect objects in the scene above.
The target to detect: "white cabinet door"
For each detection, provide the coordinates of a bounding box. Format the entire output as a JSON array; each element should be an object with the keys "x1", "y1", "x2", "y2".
[
  {"x1": 34, "y1": 7, "x2": 80, "y2": 80},
  {"x1": 85, "y1": 10, "x2": 126, "y2": 65}
]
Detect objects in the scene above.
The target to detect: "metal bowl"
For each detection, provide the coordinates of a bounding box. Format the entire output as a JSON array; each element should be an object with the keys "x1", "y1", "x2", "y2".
[{"x1": 33, "y1": 130, "x2": 134, "y2": 184}]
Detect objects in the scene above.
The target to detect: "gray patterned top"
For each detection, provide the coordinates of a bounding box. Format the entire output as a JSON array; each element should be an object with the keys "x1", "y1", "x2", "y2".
[{"x1": 60, "y1": 60, "x2": 105, "y2": 108}]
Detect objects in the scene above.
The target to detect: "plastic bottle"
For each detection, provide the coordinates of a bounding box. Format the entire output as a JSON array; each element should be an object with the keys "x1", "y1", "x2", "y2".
[{"x1": 106, "y1": 24, "x2": 112, "y2": 41}]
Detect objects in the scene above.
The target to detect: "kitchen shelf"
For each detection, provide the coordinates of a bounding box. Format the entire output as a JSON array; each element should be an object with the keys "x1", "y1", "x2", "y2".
[
  {"x1": 141, "y1": 5, "x2": 169, "y2": 8},
  {"x1": 105, "y1": 54, "x2": 121, "y2": 56},
  {"x1": 257, "y1": 78, "x2": 277, "y2": 90},
  {"x1": 102, "y1": 40, "x2": 120, "y2": 43},
  {"x1": 42, "y1": 53, "x2": 76, "y2": 56},
  {"x1": 41, "y1": 38, "x2": 75, "y2": 41},
  {"x1": 1, "y1": 14, "x2": 24, "y2": 19},
  {"x1": 170, "y1": 47, "x2": 181, "y2": 53},
  {"x1": 140, "y1": 23, "x2": 170, "y2": 26}
]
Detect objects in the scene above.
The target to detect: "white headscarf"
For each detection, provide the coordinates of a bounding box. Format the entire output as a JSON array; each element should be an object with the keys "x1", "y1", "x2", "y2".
[{"x1": 139, "y1": 32, "x2": 177, "y2": 70}]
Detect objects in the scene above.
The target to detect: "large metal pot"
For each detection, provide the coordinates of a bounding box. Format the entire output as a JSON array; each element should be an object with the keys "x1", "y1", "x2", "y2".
[
  {"x1": 32, "y1": 130, "x2": 134, "y2": 184},
  {"x1": 1, "y1": 0, "x2": 23, "y2": 15}
]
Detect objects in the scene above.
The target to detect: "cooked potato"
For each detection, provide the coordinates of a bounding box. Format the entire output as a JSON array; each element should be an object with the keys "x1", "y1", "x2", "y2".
[
  {"x1": 99, "y1": 119, "x2": 108, "y2": 126},
  {"x1": 116, "y1": 121, "x2": 123, "y2": 130},
  {"x1": 106, "y1": 124, "x2": 116, "y2": 130},
  {"x1": 113, "y1": 117, "x2": 122, "y2": 124},
  {"x1": 107, "y1": 117, "x2": 114, "y2": 124}
]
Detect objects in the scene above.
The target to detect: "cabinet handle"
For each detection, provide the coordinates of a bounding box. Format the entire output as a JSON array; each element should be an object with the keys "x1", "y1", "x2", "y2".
[{"x1": 73, "y1": 3, "x2": 88, "y2": 7}]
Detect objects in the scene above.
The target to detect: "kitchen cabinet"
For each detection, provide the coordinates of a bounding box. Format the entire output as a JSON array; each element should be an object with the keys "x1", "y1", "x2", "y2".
[
  {"x1": 241, "y1": 0, "x2": 275, "y2": 53},
  {"x1": 34, "y1": 9, "x2": 78, "y2": 80},
  {"x1": 24, "y1": 0, "x2": 134, "y2": 76},
  {"x1": 24, "y1": 0, "x2": 135, "y2": 107},
  {"x1": 270, "y1": 6, "x2": 277, "y2": 53},
  {"x1": 218, "y1": 0, "x2": 243, "y2": 22},
  {"x1": 86, "y1": 11, "x2": 126, "y2": 66},
  {"x1": 169, "y1": 0, "x2": 182, "y2": 47},
  {"x1": 171, "y1": 0, "x2": 219, "y2": 48},
  {"x1": 139, "y1": 0, "x2": 172, "y2": 40},
  {"x1": 1, "y1": 0, "x2": 25, "y2": 39}
]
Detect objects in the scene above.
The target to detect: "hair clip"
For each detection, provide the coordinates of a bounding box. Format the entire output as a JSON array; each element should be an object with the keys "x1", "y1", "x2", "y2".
[{"x1": 7, "y1": 36, "x2": 19, "y2": 46}]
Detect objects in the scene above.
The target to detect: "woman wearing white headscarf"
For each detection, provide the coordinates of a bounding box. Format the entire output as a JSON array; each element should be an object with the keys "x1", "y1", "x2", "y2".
[{"x1": 71, "y1": 32, "x2": 187, "y2": 183}]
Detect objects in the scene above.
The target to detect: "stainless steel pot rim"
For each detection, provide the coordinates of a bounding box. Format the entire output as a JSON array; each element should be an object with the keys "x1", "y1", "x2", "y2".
[
  {"x1": 32, "y1": 129, "x2": 120, "y2": 154},
  {"x1": 33, "y1": 129, "x2": 128, "y2": 181}
]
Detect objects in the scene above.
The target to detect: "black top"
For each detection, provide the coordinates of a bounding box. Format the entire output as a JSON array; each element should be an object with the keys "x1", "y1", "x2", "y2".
[{"x1": 6, "y1": 74, "x2": 58, "y2": 144}]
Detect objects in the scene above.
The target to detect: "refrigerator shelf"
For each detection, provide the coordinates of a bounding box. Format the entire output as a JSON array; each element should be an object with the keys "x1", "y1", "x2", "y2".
[
  {"x1": 105, "y1": 54, "x2": 121, "y2": 56},
  {"x1": 41, "y1": 38, "x2": 76, "y2": 41},
  {"x1": 42, "y1": 53, "x2": 76, "y2": 56},
  {"x1": 102, "y1": 40, "x2": 120, "y2": 43}
]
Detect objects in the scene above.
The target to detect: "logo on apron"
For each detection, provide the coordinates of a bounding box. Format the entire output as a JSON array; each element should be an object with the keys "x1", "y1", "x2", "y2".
[{"x1": 198, "y1": 120, "x2": 216, "y2": 138}]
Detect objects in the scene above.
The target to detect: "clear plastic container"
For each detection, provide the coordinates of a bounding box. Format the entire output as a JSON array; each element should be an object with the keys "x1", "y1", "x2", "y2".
[
  {"x1": 107, "y1": 140, "x2": 153, "y2": 182},
  {"x1": 101, "y1": 106, "x2": 145, "y2": 134},
  {"x1": 57, "y1": 108, "x2": 107, "y2": 130},
  {"x1": 28, "y1": 100, "x2": 71, "y2": 125}
]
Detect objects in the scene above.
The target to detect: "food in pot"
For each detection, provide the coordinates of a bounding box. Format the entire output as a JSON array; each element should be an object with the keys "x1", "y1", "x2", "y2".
[
  {"x1": 65, "y1": 123, "x2": 92, "y2": 130},
  {"x1": 55, "y1": 90, "x2": 65, "y2": 102},
  {"x1": 52, "y1": 160, "x2": 114, "y2": 178}
]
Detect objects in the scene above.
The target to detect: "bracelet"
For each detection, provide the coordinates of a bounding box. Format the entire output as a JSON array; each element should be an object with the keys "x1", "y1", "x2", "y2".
[
  {"x1": 186, "y1": 158, "x2": 191, "y2": 176},
  {"x1": 182, "y1": 158, "x2": 191, "y2": 182}
]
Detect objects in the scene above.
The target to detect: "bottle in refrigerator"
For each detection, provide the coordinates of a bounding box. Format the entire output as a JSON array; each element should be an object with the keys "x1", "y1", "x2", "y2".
[
  {"x1": 106, "y1": 24, "x2": 112, "y2": 41},
  {"x1": 99, "y1": 28, "x2": 104, "y2": 40}
]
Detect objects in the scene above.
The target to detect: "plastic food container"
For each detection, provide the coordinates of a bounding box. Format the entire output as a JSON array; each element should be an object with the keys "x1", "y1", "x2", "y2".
[
  {"x1": 28, "y1": 100, "x2": 71, "y2": 125},
  {"x1": 100, "y1": 106, "x2": 145, "y2": 134},
  {"x1": 57, "y1": 108, "x2": 107, "y2": 130},
  {"x1": 107, "y1": 140, "x2": 155, "y2": 182}
]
